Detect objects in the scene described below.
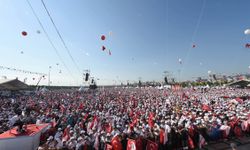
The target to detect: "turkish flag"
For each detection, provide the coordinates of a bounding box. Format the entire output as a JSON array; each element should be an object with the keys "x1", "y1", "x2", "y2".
[
  {"x1": 202, "y1": 104, "x2": 211, "y2": 111},
  {"x1": 127, "y1": 139, "x2": 137, "y2": 150},
  {"x1": 234, "y1": 126, "x2": 243, "y2": 138},
  {"x1": 135, "y1": 137, "x2": 144, "y2": 150},
  {"x1": 90, "y1": 115, "x2": 98, "y2": 129},
  {"x1": 146, "y1": 140, "x2": 158, "y2": 150},
  {"x1": 106, "y1": 144, "x2": 113, "y2": 150},
  {"x1": 78, "y1": 103, "x2": 84, "y2": 109},
  {"x1": 83, "y1": 113, "x2": 89, "y2": 122},
  {"x1": 62, "y1": 127, "x2": 70, "y2": 141},
  {"x1": 104, "y1": 123, "x2": 112, "y2": 133},
  {"x1": 60, "y1": 104, "x2": 66, "y2": 113},
  {"x1": 159, "y1": 129, "x2": 165, "y2": 144},
  {"x1": 148, "y1": 112, "x2": 155, "y2": 128},
  {"x1": 235, "y1": 97, "x2": 243, "y2": 104},
  {"x1": 111, "y1": 136, "x2": 123, "y2": 150},
  {"x1": 188, "y1": 135, "x2": 195, "y2": 149}
]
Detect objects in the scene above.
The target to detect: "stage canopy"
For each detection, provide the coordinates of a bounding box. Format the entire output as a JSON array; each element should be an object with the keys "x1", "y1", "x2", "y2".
[
  {"x1": 227, "y1": 79, "x2": 250, "y2": 88},
  {"x1": 0, "y1": 79, "x2": 29, "y2": 90}
]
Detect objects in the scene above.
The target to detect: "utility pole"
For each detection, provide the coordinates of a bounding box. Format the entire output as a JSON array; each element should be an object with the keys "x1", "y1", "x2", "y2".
[{"x1": 48, "y1": 66, "x2": 52, "y2": 86}]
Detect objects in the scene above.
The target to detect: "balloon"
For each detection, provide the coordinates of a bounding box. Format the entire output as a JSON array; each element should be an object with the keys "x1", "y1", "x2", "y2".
[
  {"x1": 178, "y1": 58, "x2": 182, "y2": 64},
  {"x1": 20, "y1": 51, "x2": 24, "y2": 54},
  {"x1": 208, "y1": 70, "x2": 211, "y2": 74},
  {"x1": 245, "y1": 43, "x2": 250, "y2": 48},
  {"x1": 101, "y1": 35, "x2": 106, "y2": 40},
  {"x1": 22, "y1": 31, "x2": 27, "y2": 36},
  {"x1": 244, "y1": 29, "x2": 250, "y2": 35},
  {"x1": 32, "y1": 78, "x2": 35, "y2": 80},
  {"x1": 56, "y1": 63, "x2": 59, "y2": 66},
  {"x1": 36, "y1": 30, "x2": 41, "y2": 34},
  {"x1": 248, "y1": 66, "x2": 250, "y2": 69},
  {"x1": 192, "y1": 44, "x2": 196, "y2": 48},
  {"x1": 102, "y1": 46, "x2": 106, "y2": 51}
]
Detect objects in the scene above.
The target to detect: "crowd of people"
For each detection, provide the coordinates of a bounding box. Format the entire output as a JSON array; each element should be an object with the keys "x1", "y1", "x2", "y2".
[{"x1": 0, "y1": 86, "x2": 250, "y2": 150}]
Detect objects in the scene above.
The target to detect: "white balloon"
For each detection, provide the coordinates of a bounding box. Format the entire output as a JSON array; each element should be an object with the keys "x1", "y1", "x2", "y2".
[
  {"x1": 244, "y1": 29, "x2": 250, "y2": 35},
  {"x1": 208, "y1": 70, "x2": 211, "y2": 74},
  {"x1": 248, "y1": 66, "x2": 250, "y2": 69},
  {"x1": 178, "y1": 58, "x2": 182, "y2": 62}
]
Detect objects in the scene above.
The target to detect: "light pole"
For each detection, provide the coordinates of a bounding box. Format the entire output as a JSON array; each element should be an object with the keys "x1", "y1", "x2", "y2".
[{"x1": 48, "y1": 66, "x2": 52, "y2": 86}]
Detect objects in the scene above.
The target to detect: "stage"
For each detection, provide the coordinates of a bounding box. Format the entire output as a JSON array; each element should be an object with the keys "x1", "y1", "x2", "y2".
[{"x1": 0, "y1": 124, "x2": 49, "y2": 150}]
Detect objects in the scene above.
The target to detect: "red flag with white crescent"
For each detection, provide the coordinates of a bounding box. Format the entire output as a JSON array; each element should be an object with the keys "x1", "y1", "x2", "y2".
[
  {"x1": 111, "y1": 136, "x2": 123, "y2": 150},
  {"x1": 146, "y1": 140, "x2": 158, "y2": 150},
  {"x1": 127, "y1": 139, "x2": 137, "y2": 150}
]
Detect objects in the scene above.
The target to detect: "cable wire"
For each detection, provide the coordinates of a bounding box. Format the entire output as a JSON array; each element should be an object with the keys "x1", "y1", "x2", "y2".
[
  {"x1": 41, "y1": 0, "x2": 81, "y2": 74},
  {"x1": 26, "y1": 0, "x2": 77, "y2": 83}
]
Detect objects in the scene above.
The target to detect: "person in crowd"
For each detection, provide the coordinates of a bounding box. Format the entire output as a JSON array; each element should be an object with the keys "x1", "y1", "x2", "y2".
[{"x1": 0, "y1": 86, "x2": 249, "y2": 150}]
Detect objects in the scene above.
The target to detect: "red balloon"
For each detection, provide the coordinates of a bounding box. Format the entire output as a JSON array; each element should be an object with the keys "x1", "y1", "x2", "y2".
[
  {"x1": 102, "y1": 46, "x2": 106, "y2": 51},
  {"x1": 101, "y1": 35, "x2": 106, "y2": 40},
  {"x1": 245, "y1": 43, "x2": 250, "y2": 48},
  {"x1": 22, "y1": 31, "x2": 27, "y2": 36}
]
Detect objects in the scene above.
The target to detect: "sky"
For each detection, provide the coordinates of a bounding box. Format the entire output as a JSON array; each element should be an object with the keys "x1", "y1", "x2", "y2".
[{"x1": 0, "y1": 0, "x2": 250, "y2": 86}]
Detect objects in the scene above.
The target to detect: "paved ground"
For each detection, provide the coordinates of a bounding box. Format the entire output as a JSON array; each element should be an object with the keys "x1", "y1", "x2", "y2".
[{"x1": 202, "y1": 136, "x2": 250, "y2": 150}]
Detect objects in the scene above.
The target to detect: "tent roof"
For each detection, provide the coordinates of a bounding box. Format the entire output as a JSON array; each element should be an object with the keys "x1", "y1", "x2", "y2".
[
  {"x1": 227, "y1": 79, "x2": 250, "y2": 87},
  {"x1": 0, "y1": 79, "x2": 29, "y2": 90}
]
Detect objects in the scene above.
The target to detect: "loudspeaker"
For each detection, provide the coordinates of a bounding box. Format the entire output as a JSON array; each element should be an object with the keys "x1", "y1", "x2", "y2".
[
  {"x1": 212, "y1": 74, "x2": 217, "y2": 81},
  {"x1": 138, "y1": 80, "x2": 142, "y2": 87},
  {"x1": 164, "y1": 77, "x2": 168, "y2": 84},
  {"x1": 85, "y1": 73, "x2": 89, "y2": 81}
]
